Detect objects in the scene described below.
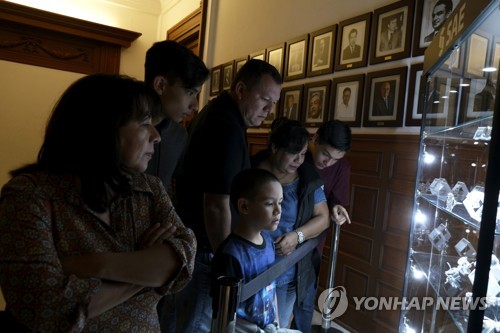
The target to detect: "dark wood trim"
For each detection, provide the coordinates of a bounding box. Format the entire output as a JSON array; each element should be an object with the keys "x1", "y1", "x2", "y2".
[
  {"x1": 167, "y1": 0, "x2": 208, "y2": 59},
  {"x1": 0, "y1": 1, "x2": 141, "y2": 74}
]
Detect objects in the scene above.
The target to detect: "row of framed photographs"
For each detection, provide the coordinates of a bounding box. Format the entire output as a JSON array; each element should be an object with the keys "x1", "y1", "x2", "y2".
[
  {"x1": 209, "y1": 0, "x2": 465, "y2": 96},
  {"x1": 261, "y1": 66, "x2": 408, "y2": 128},
  {"x1": 210, "y1": 26, "x2": 500, "y2": 101},
  {"x1": 258, "y1": 61, "x2": 496, "y2": 129}
]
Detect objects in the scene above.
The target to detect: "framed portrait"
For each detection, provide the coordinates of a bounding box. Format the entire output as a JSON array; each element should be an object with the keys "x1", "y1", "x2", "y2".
[
  {"x1": 465, "y1": 32, "x2": 490, "y2": 77},
  {"x1": 302, "y1": 80, "x2": 331, "y2": 127},
  {"x1": 284, "y1": 34, "x2": 309, "y2": 81},
  {"x1": 413, "y1": 69, "x2": 462, "y2": 127},
  {"x1": 430, "y1": 75, "x2": 461, "y2": 126},
  {"x1": 234, "y1": 56, "x2": 248, "y2": 79},
  {"x1": 329, "y1": 74, "x2": 364, "y2": 127},
  {"x1": 460, "y1": 78, "x2": 495, "y2": 122},
  {"x1": 405, "y1": 63, "x2": 425, "y2": 127},
  {"x1": 221, "y1": 61, "x2": 234, "y2": 91},
  {"x1": 442, "y1": 46, "x2": 463, "y2": 74},
  {"x1": 250, "y1": 49, "x2": 266, "y2": 61},
  {"x1": 492, "y1": 37, "x2": 500, "y2": 71},
  {"x1": 306, "y1": 25, "x2": 337, "y2": 77},
  {"x1": 370, "y1": 0, "x2": 414, "y2": 65},
  {"x1": 280, "y1": 85, "x2": 303, "y2": 121},
  {"x1": 261, "y1": 103, "x2": 279, "y2": 128},
  {"x1": 413, "y1": 0, "x2": 461, "y2": 56},
  {"x1": 266, "y1": 43, "x2": 285, "y2": 75},
  {"x1": 209, "y1": 65, "x2": 222, "y2": 96},
  {"x1": 335, "y1": 12, "x2": 372, "y2": 71},
  {"x1": 363, "y1": 66, "x2": 407, "y2": 127}
]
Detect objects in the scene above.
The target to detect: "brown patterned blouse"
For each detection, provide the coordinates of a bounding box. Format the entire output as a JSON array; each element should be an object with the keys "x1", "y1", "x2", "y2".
[{"x1": 0, "y1": 172, "x2": 196, "y2": 332}]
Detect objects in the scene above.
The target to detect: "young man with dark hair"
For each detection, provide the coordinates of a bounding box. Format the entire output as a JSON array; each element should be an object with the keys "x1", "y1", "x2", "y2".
[
  {"x1": 308, "y1": 120, "x2": 352, "y2": 226},
  {"x1": 144, "y1": 40, "x2": 209, "y2": 193},
  {"x1": 144, "y1": 40, "x2": 209, "y2": 333}
]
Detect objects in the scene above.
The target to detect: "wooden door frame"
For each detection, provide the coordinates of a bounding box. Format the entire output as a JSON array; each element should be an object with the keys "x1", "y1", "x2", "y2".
[{"x1": 166, "y1": 0, "x2": 208, "y2": 58}]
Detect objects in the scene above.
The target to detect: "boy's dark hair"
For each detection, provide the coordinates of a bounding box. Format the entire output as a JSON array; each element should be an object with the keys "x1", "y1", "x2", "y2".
[
  {"x1": 231, "y1": 59, "x2": 282, "y2": 91},
  {"x1": 145, "y1": 40, "x2": 209, "y2": 88},
  {"x1": 11, "y1": 74, "x2": 162, "y2": 213},
  {"x1": 269, "y1": 119, "x2": 309, "y2": 154},
  {"x1": 316, "y1": 120, "x2": 352, "y2": 152},
  {"x1": 230, "y1": 169, "x2": 280, "y2": 209}
]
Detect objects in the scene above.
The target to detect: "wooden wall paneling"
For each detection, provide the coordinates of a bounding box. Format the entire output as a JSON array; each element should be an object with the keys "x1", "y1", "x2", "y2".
[
  {"x1": 321, "y1": 134, "x2": 418, "y2": 333},
  {"x1": 247, "y1": 131, "x2": 268, "y2": 156},
  {"x1": 246, "y1": 131, "x2": 419, "y2": 332}
]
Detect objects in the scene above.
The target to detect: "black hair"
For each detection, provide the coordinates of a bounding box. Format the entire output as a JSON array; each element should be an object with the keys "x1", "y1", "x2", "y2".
[
  {"x1": 435, "y1": 0, "x2": 453, "y2": 13},
  {"x1": 270, "y1": 116, "x2": 289, "y2": 131},
  {"x1": 230, "y1": 168, "x2": 280, "y2": 209},
  {"x1": 145, "y1": 40, "x2": 209, "y2": 89},
  {"x1": 231, "y1": 59, "x2": 282, "y2": 91},
  {"x1": 316, "y1": 120, "x2": 352, "y2": 152},
  {"x1": 10, "y1": 74, "x2": 162, "y2": 213},
  {"x1": 269, "y1": 119, "x2": 309, "y2": 154}
]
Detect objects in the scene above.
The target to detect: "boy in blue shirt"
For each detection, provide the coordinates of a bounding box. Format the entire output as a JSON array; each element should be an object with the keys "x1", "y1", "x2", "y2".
[{"x1": 211, "y1": 169, "x2": 286, "y2": 331}]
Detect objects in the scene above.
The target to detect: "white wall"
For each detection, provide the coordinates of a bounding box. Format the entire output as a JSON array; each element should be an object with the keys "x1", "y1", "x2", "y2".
[
  {"x1": 159, "y1": 0, "x2": 200, "y2": 34},
  {"x1": 0, "y1": 0, "x2": 162, "y2": 188}
]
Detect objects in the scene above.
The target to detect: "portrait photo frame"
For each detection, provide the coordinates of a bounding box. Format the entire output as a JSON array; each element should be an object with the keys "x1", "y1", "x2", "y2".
[
  {"x1": 302, "y1": 80, "x2": 331, "y2": 127},
  {"x1": 370, "y1": 0, "x2": 414, "y2": 65},
  {"x1": 405, "y1": 63, "x2": 425, "y2": 127},
  {"x1": 329, "y1": 74, "x2": 365, "y2": 127},
  {"x1": 492, "y1": 36, "x2": 500, "y2": 72},
  {"x1": 460, "y1": 77, "x2": 495, "y2": 122},
  {"x1": 335, "y1": 12, "x2": 372, "y2": 72},
  {"x1": 414, "y1": 69, "x2": 462, "y2": 127},
  {"x1": 221, "y1": 61, "x2": 234, "y2": 91},
  {"x1": 443, "y1": 46, "x2": 464, "y2": 75},
  {"x1": 465, "y1": 32, "x2": 491, "y2": 78},
  {"x1": 266, "y1": 43, "x2": 285, "y2": 76},
  {"x1": 307, "y1": 25, "x2": 337, "y2": 77},
  {"x1": 284, "y1": 34, "x2": 309, "y2": 81},
  {"x1": 250, "y1": 49, "x2": 266, "y2": 61},
  {"x1": 261, "y1": 103, "x2": 279, "y2": 128},
  {"x1": 412, "y1": 0, "x2": 461, "y2": 56},
  {"x1": 209, "y1": 65, "x2": 222, "y2": 97},
  {"x1": 363, "y1": 66, "x2": 407, "y2": 127},
  {"x1": 280, "y1": 85, "x2": 304, "y2": 121},
  {"x1": 234, "y1": 56, "x2": 248, "y2": 79}
]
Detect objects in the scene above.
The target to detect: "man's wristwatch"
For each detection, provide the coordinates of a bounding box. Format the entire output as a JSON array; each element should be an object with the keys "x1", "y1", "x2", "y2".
[{"x1": 295, "y1": 229, "x2": 305, "y2": 244}]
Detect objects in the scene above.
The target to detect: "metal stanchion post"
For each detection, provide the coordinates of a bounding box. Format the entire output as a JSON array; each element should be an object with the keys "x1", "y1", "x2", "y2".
[
  {"x1": 211, "y1": 276, "x2": 242, "y2": 333},
  {"x1": 312, "y1": 224, "x2": 343, "y2": 333}
]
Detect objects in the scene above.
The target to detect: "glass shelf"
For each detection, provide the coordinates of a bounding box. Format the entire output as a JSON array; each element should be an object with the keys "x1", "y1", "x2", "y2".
[
  {"x1": 423, "y1": 116, "x2": 493, "y2": 141},
  {"x1": 417, "y1": 194, "x2": 500, "y2": 235}
]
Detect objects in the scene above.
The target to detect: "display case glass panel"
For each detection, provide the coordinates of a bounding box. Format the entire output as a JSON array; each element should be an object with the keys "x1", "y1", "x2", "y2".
[{"x1": 401, "y1": 0, "x2": 500, "y2": 332}]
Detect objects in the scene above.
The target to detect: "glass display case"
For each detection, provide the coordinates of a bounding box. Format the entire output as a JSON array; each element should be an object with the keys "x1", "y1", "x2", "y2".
[{"x1": 400, "y1": 0, "x2": 500, "y2": 332}]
